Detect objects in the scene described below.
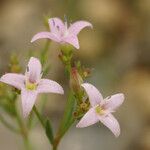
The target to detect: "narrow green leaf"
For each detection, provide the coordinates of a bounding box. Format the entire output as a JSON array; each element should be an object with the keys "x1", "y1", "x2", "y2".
[
  {"x1": 58, "y1": 90, "x2": 76, "y2": 138},
  {"x1": 45, "y1": 119, "x2": 54, "y2": 145}
]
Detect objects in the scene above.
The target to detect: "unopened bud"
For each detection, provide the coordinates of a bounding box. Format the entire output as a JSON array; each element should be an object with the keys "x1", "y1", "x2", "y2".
[{"x1": 70, "y1": 67, "x2": 83, "y2": 93}]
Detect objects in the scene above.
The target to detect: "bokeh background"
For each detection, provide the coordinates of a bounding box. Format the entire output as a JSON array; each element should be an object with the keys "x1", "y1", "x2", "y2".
[{"x1": 0, "y1": 0, "x2": 150, "y2": 150}]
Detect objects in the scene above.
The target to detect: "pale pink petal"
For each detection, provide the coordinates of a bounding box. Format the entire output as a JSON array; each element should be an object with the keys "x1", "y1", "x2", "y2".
[
  {"x1": 21, "y1": 88, "x2": 37, "y2": 118},
  {"x1": 68, "y1": 21, "x2": 93, "y2": 35},
  {"x1": 37, "y1": 79, "x2": 64, "y2": 94},
  {"x1": 81, "y1": 83, "x2": 103, "y2": 107},
  {"x1": 98, "y1": 113, "x2": 120, "y2": 137},
  {"x1": 48, "y1": 18, "x2": 65, "y2": 32},
  {"x1": 76, "y1": 107, "x2": 99, "y2": 128},
  {"x1": 31, "y1": 32, "x2": 60, "y2": 43},
  {"x1": 63, "y1": 36, "x2": 79, "y2": 49},
  {"x1": 25, "y1": 57, "x2": 42, "y2": 83},
  {"x1": 0, "y1": 73, "x2": 25, "y2": 90},
  {"x1": 104, "y1": 93, "x2": 124, "y2": 111}
]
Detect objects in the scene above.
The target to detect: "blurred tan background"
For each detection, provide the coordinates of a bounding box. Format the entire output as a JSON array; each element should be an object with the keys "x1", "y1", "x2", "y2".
[{"x1": 0, "y1": 0, "x2": 150, "y2": 150}]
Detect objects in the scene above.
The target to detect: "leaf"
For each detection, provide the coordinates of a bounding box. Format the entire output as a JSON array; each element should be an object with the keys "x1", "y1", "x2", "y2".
[
  {"x1": 45, "y1": 119, "x2": 54, "y2": 145},
  {"x1": 58, "y1": 90, "x2": 76, "y2": 138}
]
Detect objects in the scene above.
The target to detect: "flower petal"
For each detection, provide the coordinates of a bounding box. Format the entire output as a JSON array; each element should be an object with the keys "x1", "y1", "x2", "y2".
[
  {"x1": 76, "y1": 107, "x2": 99, "y2": 128},
  {"x1": 99, "y1": 113, "x2": 120, "y2": 137},
  {"x1": 48, "y1": 17, "x2": 65, "y2": 32},
  {"x1": 0, "y1": 73, "x2": 25, "y2": 90},
  {"x1": 37, "y1": 79, "x2": 64, "y2": 94},
  {"x1": 81, "y1": 83, "x2": 103, "y2": 107},
  {"x1": 104, "y1": 93, "x2": 124, "y2": 111},
  {"x1": 68, "y1": 21, "x2": 93, "y2": 35},
  {"x1": 26, "y1": 57, "x2": 42, "y2": 83},
  {"x1": 63, "y1": 36, "x2": 79, "y2": 49},
  {"x1": 21, "y1": 88, "x2": 37, "y2": 118},
  {"x1": 31, "y1": 32, "x2": 60, "y2": 43}
]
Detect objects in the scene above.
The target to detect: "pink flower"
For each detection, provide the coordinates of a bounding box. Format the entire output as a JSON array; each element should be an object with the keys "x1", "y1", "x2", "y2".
[
  {"x1": 31, "y1": 17, "x2": 93, "y2": 49},
  {"x1": 76, "y1": 83, "x2": 124, "y2": 137},
  {"x1": 0, "y1": 57, "x2": 64, "y2": 117}
]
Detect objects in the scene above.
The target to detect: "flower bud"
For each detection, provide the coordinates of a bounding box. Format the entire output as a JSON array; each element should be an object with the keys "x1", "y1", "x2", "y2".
[{"x1": 70, "y1": 67, "x2": 83, "y2": 93}]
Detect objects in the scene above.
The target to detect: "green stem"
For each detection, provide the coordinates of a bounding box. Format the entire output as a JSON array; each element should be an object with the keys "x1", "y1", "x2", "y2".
[
  {"x1": 23, "y1": 134, "x2": 31, "y2": 150},
  {"x1": 15, "y1": 101, "x2": 31, "y2": 150},
  {"x1": 53, "y1": 91, "x2": 75, "y2": 150},
  {"x1": 16, "y1": 115, "x2": 30, "y2": 150},
  {"x1": 53, "y1": 118, "x2": 75, "y2": 150},
  {"x1": 33, "y1": 106, "x2": 55, "y2": 147},
  {"x1": 52, "y1": 46, "x2": 75, "y2": 150},
  {"x1": 33, "y1": 106, "x2": 45, "y2": 128}
]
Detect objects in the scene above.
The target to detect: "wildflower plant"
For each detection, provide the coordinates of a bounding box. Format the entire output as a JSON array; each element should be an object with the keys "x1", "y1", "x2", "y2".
[{"x1": 0, "y1": 16, "x2": 124, "y2": 150}]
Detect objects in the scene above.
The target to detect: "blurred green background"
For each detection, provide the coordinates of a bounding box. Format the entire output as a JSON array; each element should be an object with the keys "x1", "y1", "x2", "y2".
[{"x1": 0, "y1": 0, "x2": 150, "y2": 150}]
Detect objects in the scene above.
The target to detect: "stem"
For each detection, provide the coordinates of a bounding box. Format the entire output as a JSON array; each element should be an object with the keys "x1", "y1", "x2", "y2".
[
  {"x1": 15, "y1": 102, "x2": 31, "y2": 150},
  {"x1": 52, "y1": 46, "x2": 75, "y2": 150},
  {"x1": 16, "y1": 114, "x2": 31, "y2": 150},
  {"x1": 33, "y1": 106, "x2": 55, "y2": 148},
  {"x1": 33, "y1": 106, "x2": 45, "y2": 128},
  {"x1": 23, "y1": 134, "x2": 31, "y2": 150},
  {"x1": 53, "y1": 144, "x2": 57, "y2": 150},
  {"x1": 53, "y1": 91, "x2": 75, "y2": 150},
  {"x1": 53, "y1": 118, "x2": 74, "y2": 150}
]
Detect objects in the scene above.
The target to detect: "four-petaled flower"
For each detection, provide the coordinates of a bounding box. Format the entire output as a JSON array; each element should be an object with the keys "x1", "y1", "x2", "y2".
[
  {"x1": 31, "y1": 17, "x2": 93, "y2": 49},
  {"x1": 76, "y1": 83, "x2": 124, "y2": 137},
  {"x1": 0, "y1": 57, "x2": 64, "y2": 117}
]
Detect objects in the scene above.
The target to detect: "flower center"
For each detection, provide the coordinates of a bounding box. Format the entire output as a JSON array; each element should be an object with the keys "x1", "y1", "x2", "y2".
[
  {"x1": 26, "y1": 81, "x2": 37, "y2": 90},
  {"x1": 63, "y1": 30, "x2": 69, "y2": 37},
  {"x1": 95, "y1": 105, "x2": 105, "y2": 115}
]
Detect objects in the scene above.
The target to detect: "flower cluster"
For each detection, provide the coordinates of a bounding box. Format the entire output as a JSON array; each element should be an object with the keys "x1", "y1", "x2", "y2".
[
  {"x1": 0, "y1": 16, "x2": 125, "y2": 150},
  {"x1": 30, "y1": 17, "x2": 124, "y2": 137}
]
